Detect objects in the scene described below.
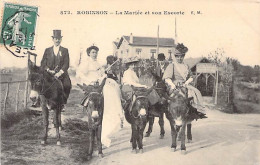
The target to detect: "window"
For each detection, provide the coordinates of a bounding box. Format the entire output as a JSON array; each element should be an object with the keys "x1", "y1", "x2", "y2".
[
  {"x1": 136, "y1": 48, "x2": 142, "y2": 55},
  {"x1": 150, "y1": 49, "x2": 156, "y2": 59},
  {"x1": 168, "y1": 49, "x2": 172, "y2": 56}
]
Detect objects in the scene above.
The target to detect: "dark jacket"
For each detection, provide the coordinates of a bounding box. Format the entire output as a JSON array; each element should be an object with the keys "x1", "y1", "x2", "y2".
[
  {"x1": 40, "y1": 46, "x2": 71, "y2": 104},
  {"x1": 41, "y1": 46, "x2": 70, "y2": 76}
]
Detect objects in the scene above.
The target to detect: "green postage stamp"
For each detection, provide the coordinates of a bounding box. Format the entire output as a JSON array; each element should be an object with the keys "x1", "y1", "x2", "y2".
[{"x1": 0, "y1": 3, "x2": 38, "y2": 49}]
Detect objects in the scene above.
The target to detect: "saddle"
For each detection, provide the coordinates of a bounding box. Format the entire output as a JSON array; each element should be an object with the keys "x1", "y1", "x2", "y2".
[{"x1": 78, "y1": 81, "x2": 105, "y2": 107}]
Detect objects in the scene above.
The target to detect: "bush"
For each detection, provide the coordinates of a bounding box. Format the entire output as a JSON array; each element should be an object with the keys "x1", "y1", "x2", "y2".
[{"x1": 1, "y1": 110, "x2": 34, "y2": 129}]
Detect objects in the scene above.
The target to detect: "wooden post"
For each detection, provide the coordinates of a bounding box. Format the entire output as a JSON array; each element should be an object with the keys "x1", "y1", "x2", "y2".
[
  {"x1": 3, "y1": 83, "x2": 10, "y2": 115},
  {"x1": 214, "y1": 68, "x2": 219, "y2": 104},
  {"x1": 16, "y1": 82, "x2": 21, "y2": 112},
  {"x1": 156, "y1": 25, "x2": 159, "y2": 62},
  {"x1": 24, "y1": 54, "x2": 30, "y2": 109}
]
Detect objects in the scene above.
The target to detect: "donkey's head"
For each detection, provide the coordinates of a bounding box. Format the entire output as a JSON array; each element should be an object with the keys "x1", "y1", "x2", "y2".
[
  {"x1": 132, "y1": 96, "x2": 150, "y2": 119},
  {"x1": 28, "y1": 60, "x2": 44, "y2": 104},
  {"x1": 168, "y1": 87, "x2": 193, "y2": 127},
  {"x1": 86, "y1": 92, "x2": 104, "y2": 121}
]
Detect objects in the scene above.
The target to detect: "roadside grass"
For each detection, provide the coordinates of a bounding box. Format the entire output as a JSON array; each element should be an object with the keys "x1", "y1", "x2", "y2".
[{"x1": 62, "y1": 118, "x2": 93, "y2": 162}]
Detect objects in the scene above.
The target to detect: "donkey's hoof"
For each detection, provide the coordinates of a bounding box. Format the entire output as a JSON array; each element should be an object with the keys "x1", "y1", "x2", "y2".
[
  {"x1": 144, "y1": 133, "x2": 150, "y2": 137},
  {"x1": 181, "y1": 150, "x2": 186, "y2": 155},
  {"x1": 131, "y1": 149, "x2": 138, "y2": 154},
  {"x1": 98, "y1": 153, "x2": 104, "y2": 158},
  {"x1": 139, "y1": 149, "x2": 144, "y2": 154},
  {"x1": 187, "y1": 139, "x2": 192, "y2": 143},
  {"x1": 57, "y1": 141, "x2": 61, "y2": 146},
  {"x1": 41, "y1": 140, "x2": 46, "y2": 145},
  {"x1": 160, "y1": 135, "x2": 164, "y2": 139},
  {"x1": 171, "y1": 147, "x2": 177, "y2": 152}
]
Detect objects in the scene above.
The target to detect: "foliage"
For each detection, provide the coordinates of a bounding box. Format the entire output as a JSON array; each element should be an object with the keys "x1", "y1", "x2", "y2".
[{"x1": 1, "y1": 110, "x2": 34, "y2": 129}]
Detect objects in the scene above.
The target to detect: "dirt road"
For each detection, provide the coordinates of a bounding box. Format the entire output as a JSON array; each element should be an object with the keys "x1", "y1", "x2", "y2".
[{"x1": 89, "y1": 108, "x2": 260, "y2": 165}]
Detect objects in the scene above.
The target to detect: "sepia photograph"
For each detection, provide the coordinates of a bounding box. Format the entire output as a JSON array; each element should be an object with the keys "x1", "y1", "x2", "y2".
[{"x1": 1, "y1": 0, "x2": 260, "y2": 164}]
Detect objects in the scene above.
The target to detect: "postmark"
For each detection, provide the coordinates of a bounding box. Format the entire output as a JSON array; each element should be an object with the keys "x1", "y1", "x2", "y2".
[{"x1": 0, "y1": 3, "x2": 38, "y2": 57}]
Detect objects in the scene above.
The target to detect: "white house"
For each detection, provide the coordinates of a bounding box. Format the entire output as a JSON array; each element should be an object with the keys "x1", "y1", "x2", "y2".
[{"x1": 113, "y1": 33, "x2": 176, "y2": 60}]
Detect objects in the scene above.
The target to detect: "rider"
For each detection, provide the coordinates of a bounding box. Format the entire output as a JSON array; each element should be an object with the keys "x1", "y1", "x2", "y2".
[
  {"x1": 162, "y1": 43, "x2": 205, "y2": 109},
  {"x1": 121, "y1": 57, "x2": 148, "y2": 109},
  {"x1": 39, "y1": 30, "x2": 72, "y2": 111},
  {"x1": 102, "y1": 55, "x2": 124, "y2": 148}
]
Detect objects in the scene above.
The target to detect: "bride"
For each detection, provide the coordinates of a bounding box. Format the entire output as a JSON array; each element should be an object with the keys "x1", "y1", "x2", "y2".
[
  {"x1": 76, "y1": 48, "x2": 123, "y2": 148},
  {"x1": 101, "y1": 55, "x2": 124, "y2": 148}
]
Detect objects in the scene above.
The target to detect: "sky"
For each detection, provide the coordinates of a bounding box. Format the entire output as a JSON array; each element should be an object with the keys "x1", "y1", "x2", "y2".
[{"x1": 0, "y1": 0, "x2": 260, "y2": 68}]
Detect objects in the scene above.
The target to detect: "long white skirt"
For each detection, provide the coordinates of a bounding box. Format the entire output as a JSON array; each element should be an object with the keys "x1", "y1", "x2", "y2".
[{"x1": 102, "y1": 78, "x2": 123, "y2": 147}]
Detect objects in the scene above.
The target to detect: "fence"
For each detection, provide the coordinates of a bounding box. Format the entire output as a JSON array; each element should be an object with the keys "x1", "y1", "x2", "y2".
[{"x1": 1, "y1": 52, "x2": 37, "y2": 115}]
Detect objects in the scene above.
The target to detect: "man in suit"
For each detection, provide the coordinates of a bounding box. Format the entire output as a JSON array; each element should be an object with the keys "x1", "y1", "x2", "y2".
[
  {"x1": 155, "y1": 53, "x2": 169, "y2": 79},
  {"x1": 40, "y1": 30, "x2": 72, "y2": 110}
]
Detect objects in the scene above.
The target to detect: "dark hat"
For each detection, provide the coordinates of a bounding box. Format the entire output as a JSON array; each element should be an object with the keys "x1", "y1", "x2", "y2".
[
  {"x1": 52, "y1": 30, "x2": 62, "y2": 39},
  {"x1": 174, "y1": 43, "x2": 188, "y2": 56},
  {"x1": 86, "y1": 45, "x2": 99, "y2": 55},
  {"x1": 107, "y1": 55, "x2": 118, "y2": 65},
  {"x1": 158, "y1": 53, "x2": 165, "y2": 61}
]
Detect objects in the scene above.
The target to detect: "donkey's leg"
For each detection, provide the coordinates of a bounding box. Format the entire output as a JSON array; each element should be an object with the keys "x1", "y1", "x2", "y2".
[
  {"x1": 131, "y1": 124, "x2": 138, "y2": 153},
  {"x1": 159, "y1": 113, "x2": 165, "y2": 139},
  {"x1": 165, "y1": 111, "x2": 177, "y2": 151},
  {"x1": 40, "y1": 95, "x2": 48, "y2": 145},
  {"x1": 87, "y1": 130, "x2": 95, "y2": 160},
  {"x1": 138, "y1": 123, "x2": 147, "y2": 153},
  {"x1": 58, "y1": 105, "x2": 63, "y2": 130},
  {"x1": 53, "y1": 107, "x2": 61, "y2": 145},
  {"x1": 187, "y1": 123, "x2": 192, "y2": 143},
  {"x1": 97, "y1": 125, "x2": 104, "y2": 158},
  {"x1": 145, "y1": 116, "x2": 154, "y2": 137},
  {"x1": 180, "y1": 123, "x2": 187, "y2": 154}
]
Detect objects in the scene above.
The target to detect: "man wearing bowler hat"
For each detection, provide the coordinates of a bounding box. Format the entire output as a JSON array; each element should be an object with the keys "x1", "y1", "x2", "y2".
[{"x1": 40, "y1": 30, "x2": 72, "y2": 111}]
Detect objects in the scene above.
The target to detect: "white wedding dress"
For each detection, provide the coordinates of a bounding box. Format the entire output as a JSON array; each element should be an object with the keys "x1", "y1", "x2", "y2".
[{"x1": 102, "y1": 77, "x2": 123, "y2": 147}]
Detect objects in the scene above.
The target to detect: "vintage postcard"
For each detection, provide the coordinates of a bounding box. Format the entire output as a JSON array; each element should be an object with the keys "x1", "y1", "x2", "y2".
[{"x1": 1, "y1": 0, "x2": 260, "y2": 165}]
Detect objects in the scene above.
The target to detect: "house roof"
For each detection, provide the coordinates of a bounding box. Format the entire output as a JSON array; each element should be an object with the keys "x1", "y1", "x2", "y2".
[
  {"x1": 113, "y1": 41, "x2": 118, "y2": 46},
  {"x1": 116, "y1": 35, "x2": 176, "y2": 48},
  {"x1": 184, "y1": 57, "x2": 209, "y2": 69}
]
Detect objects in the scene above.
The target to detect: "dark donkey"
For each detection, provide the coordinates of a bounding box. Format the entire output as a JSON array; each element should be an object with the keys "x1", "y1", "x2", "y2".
[
  {"x1": 28, "y1": 60, "x2": 65, "y2": 145},
  {"x1": 165, "y1": 87, "x2": 206, "y2": 154},
  {"x1": 78, "y1": 82, "x2": 105, "y2": 160},
  {"x1": 146, "y1": 74, "x2": 206, "y2": 143},
  {"x1": 145, "y1": 73, "x2": 168, "y2": 138},
  {"x1": 123, "y1": 87, "x2": 152, "y2": 153}
]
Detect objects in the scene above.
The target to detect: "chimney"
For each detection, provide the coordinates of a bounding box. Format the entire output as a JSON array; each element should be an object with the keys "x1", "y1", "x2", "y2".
[{"x1": 130, "y1": 33, "x2": 133, "y2": 44}]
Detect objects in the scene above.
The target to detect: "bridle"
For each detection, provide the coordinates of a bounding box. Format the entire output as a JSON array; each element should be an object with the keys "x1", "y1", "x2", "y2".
[
  {"x1": 31, "y1": 73, "x2": 61, "y2": 95},
  {"x1": 131, "y1": 95, "x2": 148, "y2": 119}
]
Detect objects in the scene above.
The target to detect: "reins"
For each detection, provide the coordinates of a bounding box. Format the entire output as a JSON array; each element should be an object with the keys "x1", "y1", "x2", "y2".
[{"x1": 39, "y1": 76, "x2": 61, "y2": 95}]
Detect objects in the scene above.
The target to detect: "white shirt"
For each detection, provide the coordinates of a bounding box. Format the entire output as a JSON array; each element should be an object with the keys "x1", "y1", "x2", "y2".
[
  {"x1": 76, "y1": 56, "x2": 105, "y2": 85},
  {"x1": 122, "y1": 68, "x2": 146, "y2": 88},
  {"x1": 53, "y1": 45, "x2": 60, "y2": 56}
]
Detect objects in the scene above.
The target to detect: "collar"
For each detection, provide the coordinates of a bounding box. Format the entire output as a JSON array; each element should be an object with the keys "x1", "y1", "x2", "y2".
[{"x1": 53, "y1": 45, "x2": 61, "y2": 56}]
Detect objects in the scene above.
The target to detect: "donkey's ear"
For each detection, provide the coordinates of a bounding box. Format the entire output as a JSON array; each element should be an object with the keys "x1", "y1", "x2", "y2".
[{"x1": 28, "y1": 60, "x2": 35, "y2": 69}]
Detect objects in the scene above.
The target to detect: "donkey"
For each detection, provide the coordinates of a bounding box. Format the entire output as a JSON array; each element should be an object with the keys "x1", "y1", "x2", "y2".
[
  {"x1": 123, "y1": 87, "x2": 152, "y2": 153},
  {"x1": 28, "y1": 60, "x2": 65, "y2": 145},
  {"x1": 165, "y1": 87, "x2": 206, "y2": 154},
  {"x1": 78, "y1": 82, "x2": 105, "y2": 160},
  {"x1": 145, "y1": 76, "x2": 168, "y2": 139}
]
